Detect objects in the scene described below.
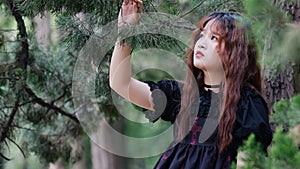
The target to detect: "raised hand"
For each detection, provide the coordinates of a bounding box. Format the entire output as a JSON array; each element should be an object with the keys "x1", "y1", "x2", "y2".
[{"x1": 118, "y1": 0, "x2": 143, "y2": 29}]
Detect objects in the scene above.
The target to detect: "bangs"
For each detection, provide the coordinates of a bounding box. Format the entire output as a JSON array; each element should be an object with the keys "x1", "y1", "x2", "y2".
[
  {"x1": 208, "y1": 20, "x2": 227, "y2": 38},
  {"x1": 193, "y1": 12, "x2": 244, "y2": 52},
  {"x1": 194, "y1": 18, "x2": 226, "y2": 45},
  {"x1": 198, "y1": 12, "x2": 240, "y2": 39}
]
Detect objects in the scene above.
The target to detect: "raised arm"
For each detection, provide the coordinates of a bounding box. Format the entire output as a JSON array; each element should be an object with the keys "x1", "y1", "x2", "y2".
[{"x1": 109, "y1": 0, "x2": 153, "y2": 110}]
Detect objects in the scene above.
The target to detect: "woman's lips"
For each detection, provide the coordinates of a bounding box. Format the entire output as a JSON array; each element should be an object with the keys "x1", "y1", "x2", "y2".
[{"x1": 195, "y1": 51, "x2": 204, "y2": 58}]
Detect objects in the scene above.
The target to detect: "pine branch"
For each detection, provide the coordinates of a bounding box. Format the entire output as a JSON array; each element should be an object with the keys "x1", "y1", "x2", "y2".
[
  {"x1": 0, "y1": 62, "x2": 15, "y2": 74},
  {"x1": 0, "y1": 29, "x2": 18, "y2": 32},
  {"x1": 0, "y1": 0, "x2": 30, "y2": 148},
  {"x1": 0, "y1": 152, "x2": 11, "y2": 161},
  {"x1": 7, "y1": 0, "x2": 29, "y2": 70},
  {"x1": 24, "y1": 86, "x2": 80, "y2": 124},
  {"x1": 179, "y1": 0, "x2": 205, "y2": 18},
  {"x1": 0, "y1": 77, "x2": 12, "y2": 80},
  {"x1": 6, "y1": 136, "x2": 26, "y2": 158},
  {"x1": 0, "y1": 96, "x2": 19, "y2": 143},
  {"x1": 51, "y1": 83, "x2": 71, "y2": 104},
  {"x1": 0, "y1": 100, "x2": 34, "y2": 109},
  {"x1": 12, "y1": 125, "x2": 35, "y2": 132}
]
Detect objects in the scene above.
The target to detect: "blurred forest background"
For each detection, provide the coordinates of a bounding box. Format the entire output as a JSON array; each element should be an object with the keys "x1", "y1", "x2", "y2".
[{"x1": 0, "y1": 0, "x2": 300, "y2": 169}]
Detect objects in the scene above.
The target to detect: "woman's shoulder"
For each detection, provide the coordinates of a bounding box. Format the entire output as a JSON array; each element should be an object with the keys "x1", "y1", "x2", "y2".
[
  {"x1": 240, "y1": 85, "x2": 261, "y2": 97},
  {"x1": 237, "y1": 85, "x2": 269, "y2": 119},
  {"x1": 143, "y1": 79, "x2": 183, "y2": 123},
  {"x1": 235, "y1": 85, "x2": 273, "y2": 149},
  {"x1": 239, "y1": 85, "x2": 267, "y2": 105},
  {"x1": 144, "y1": 79, "x2": 183, "y2": 96}
]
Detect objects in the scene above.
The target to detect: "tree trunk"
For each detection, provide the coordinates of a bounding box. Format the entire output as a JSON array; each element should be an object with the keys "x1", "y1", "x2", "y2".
[
  {"x1": 295, "y1": 65, "x2": 300, "y2": 93},
  {"x1": 261, "y1": 20, "x2": 295, "y2": 107},
  {"x1": 48, "y1": 158, "x2": 65, "y2": 169},
  {"x1": 91, "y1": 119, "x2": 128, "y2": 169},
  {"x1": 264, "y1": 66, "x2": 295, "y2": 107},
  {"x1": 0, "y1": 158, "x2": 3, "y2": 169},
  {"x1": 47, "y1": 137, "x2": 87, "y2": 169},
  {"x1": 71, "y1": 137, "x2": 87, "y2": 169},
  {"x1": 33, "y1": 11, "x2": 52, "y2": 49}
]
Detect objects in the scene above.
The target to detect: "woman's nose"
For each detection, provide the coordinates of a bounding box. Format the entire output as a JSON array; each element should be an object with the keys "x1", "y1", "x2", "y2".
[
  {"x1": 198, "y1": 42, "x2": 205, "y2": 49},
  {"x1": 198, "y1": 38, "x2": 206, "y2": 49},
  {"x1": 197, "y1": 34, "x2": 207, "y2": 49}
]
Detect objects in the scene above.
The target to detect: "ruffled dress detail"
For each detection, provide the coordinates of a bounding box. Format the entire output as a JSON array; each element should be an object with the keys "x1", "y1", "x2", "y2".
[{"x1": 143, "y1": 80, "x2": 273, "y2": 169}]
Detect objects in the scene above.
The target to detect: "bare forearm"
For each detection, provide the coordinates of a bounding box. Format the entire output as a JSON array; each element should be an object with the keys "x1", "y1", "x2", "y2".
[
  {"x1": 109, "y1": 0, "x2": 153, "y2": 110},
  {"x1": 109, "y1": 40, "x2": 132, "y2": 99}
]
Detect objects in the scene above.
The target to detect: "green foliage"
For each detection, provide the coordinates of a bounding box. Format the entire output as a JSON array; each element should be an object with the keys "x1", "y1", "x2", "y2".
[
  {"x1": 16, "y1": 0, "x2": 121, "y2": 16},
  {"x1": 53, "y1": 0, "x2": 160, "y2": 51},
  {"x1": 238, "y1": 93, "x2": 300, "y2": 169},
  {"x1": 236, "y1": 128, "x2": 300, "y2": 169},
  {"x1": 235, "y1": 134, "x2": 266, "y2": 169},
  {"x1": 164, "y1": 0, "x2": 244, "y2": 25},
  {"x1": 280, "y1": 25, "x2": 300, "y2": 65},
  {"x1": 95, "y1": 54, "x2": 119, "y2": 123},
  {"x1": 2, "y1": 0, "x2": 299, "y2": 167},
  {"x1": 243, "y1": 0, "x2": 300, "y2": 76},
  {"x1": 21, "y1": 44, "x2": 82, "y2": 163},
  {"x1": 0, "y1": 26, "x2": 81, "y2": 162},
  {"x1": 243, "y1": 0, "x2": 287, "y2": 52},
  {"x1": 272, "y1": 94, "x2": 300, "y2": 129},
  {"x1": 55, "y1": 13, "x2": 93, "y2": 51},
  {"x1": 82, "y1": 134, "x2": 92, "y2": 169},
  {"x1": 0, "y1": 10, "x2": 18, "y2": 62},
  {"x1": 121, "y1": 32, "x2": 186, "y2": 54},
  {"x1": 27, "y1": 45, "x2": 75, "y2": 96},
  {"x1": 201, "y1": 0, "x2": 244, "y2": 13},
  {"x1": 159, "y1": 0, "x2": 181, "y2": 15},
  {"x1": 4, "y1": 145, "x2": 46, "y2": 169},
  {"x1": 285, "y1": 0, "x2": 299, "y2": 5},
  {"x1": 269, "y1": 127, "x2": 299, "y2": 167},
  {"x1": 27, "y1": 131, "x2": 72, "y2": 163}
]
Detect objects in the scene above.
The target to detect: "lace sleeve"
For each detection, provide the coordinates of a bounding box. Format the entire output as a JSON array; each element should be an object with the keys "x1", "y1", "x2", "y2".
[{"x1": 143, "y1": 80, "x2": 182, "y2": 123}]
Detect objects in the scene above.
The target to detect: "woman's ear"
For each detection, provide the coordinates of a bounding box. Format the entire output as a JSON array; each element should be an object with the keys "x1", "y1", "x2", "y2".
[
  {"x1": 216, "y1": 40, "x2": 225, "y2": 54},
  {"x1": 219, "y1": 40, "x2": 225, "y2": 52}
]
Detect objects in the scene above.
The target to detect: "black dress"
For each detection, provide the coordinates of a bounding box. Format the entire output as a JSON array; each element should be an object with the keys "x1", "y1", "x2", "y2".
[{"x1": 143, "y1": 80, "x2": 273, "y2": 169}]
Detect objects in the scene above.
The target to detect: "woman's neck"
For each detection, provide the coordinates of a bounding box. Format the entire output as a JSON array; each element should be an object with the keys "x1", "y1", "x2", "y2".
[{"x1": 203, "y1": 71, "x2": 224, "y2": 93}]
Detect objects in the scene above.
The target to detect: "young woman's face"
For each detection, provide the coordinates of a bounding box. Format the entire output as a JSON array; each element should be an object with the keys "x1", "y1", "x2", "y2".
[{"x1": 193, "y1": 20, "x2": 224, "y2": 73}]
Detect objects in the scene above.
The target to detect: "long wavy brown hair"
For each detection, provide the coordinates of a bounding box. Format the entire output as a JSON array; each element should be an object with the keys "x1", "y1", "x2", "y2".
[{"x1": 178, "y1": 12, "x2": 264, "y2": 152}]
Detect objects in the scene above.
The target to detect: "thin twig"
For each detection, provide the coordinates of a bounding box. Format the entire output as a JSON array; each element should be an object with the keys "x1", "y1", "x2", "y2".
[
  {"x1": 0, "y1": 77, "x2": 12, "y2": 80},
  {"x1": 7, "y1": 0, "x2": 29, "y2": 70},
  {"x1": 24, "y1": 86, "x2": 79, "y2": 124},
  {"x1": 0, "y1": 29, "x2": 18, "y2": 32},
  {"x1": 4, "y1": 139, "x2": 10, "y2": 156},
  {"x1": 6, "y1": 136, "x2": 26, "y2": 158},
  {"x1": 12, "y1": 125, "x2": 35, "y2": 132},
  {"x1": 0, "y1": 100, "x2": 34, "y2": 109},
  {"x1": 0, "y1": 97, "x2": 19, "y2": 142},
  {"x1": 179, "y1": 0, "x2": 206, "y2": 18},
  {"x1": 51, "y1": 83, "x2": 71, "y2": 104},
  {"x1": 0, "y1": 51, "x2": 17, "y2": 53},
  {"x1": 0, "y1": 152, "x2": 11, "y2": 161}
]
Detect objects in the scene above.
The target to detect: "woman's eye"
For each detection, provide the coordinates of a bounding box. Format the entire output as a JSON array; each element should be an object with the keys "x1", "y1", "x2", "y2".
[
  {"x1": 198, "y1": 33, "x2": 204, "y2": 39},
  {"x1": 211, "y1": 36, "x2": 218, "y2": 41},
  {"x1": 195, "y1": 33, "x2": 203, "y2": 41}
]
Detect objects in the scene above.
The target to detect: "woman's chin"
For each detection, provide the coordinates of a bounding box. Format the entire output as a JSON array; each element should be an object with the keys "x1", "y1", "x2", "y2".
[{"x1": 193, "y1": 62, "x2": 205, "y2": 70}]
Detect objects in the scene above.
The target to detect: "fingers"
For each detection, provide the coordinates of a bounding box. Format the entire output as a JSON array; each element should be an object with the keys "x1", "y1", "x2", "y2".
[
  {"x1": 122, "y1": 0, "x2": 143, "y2": 14},
  {"x1": 123, "y1": 0, "x2": 133, "y2": 6},
  {"x1": 123, "y1": 0, "x2": 143, "y2": 8},
  {"x1": 134, "y1": 0, "x2": 143, "y2": 5},
  {"x1": 135, "y1": 0, "x2": 143, "y2": 12},
  {"x1": 123, "y1": 0, "x2": 129, "y2": 5}
]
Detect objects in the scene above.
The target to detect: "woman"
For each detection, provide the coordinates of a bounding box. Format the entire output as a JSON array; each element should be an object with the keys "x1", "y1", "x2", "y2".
[{"x1": 109, "y1": 0, "x2": 273, "y2": 168}]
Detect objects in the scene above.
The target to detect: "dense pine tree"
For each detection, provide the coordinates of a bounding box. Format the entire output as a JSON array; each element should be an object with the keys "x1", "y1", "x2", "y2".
[{"x1": 0, "y1": 0, "x2": 299, "y2": 168}]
